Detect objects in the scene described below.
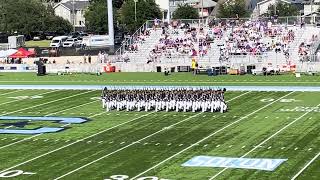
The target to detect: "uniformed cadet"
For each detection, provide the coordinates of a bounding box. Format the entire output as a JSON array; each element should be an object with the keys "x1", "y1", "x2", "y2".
[{"x1": 101, "y1": 87, "x2": 227, "y2": 113}]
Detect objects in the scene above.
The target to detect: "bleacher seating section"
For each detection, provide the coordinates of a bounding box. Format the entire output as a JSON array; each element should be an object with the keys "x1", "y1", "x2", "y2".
[{"x1": 116, "y1": 19, "x2": 320, "y2": 70}]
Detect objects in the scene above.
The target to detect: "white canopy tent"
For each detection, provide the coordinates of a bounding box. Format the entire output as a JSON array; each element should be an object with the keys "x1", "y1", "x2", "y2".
[{"x1": 0, "y1": 49, "x2": 18, "y2": 58}]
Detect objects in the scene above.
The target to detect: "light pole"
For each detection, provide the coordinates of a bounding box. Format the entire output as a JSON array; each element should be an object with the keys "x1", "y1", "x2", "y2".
[
  {"x1": 3, "y1": 13, "x2": 7, "y2": 33},
  {"x1": 72, "y1": 0, "x2": 76, "y2": 32},
  {"x1": 274, "y1": 0, "x2": 277, "y2": 16},
  {"x1": 134, "y1": 0, "x2": 138, "y2": 21},
  {"x1": 107, "y1": 0, "x2": 114, "y2": 50},
  {"x1": 201, "y1": 0, "x2": 204, "y2": 23}
]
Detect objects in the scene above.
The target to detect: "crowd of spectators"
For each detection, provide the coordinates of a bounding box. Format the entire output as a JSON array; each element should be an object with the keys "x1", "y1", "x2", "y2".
[
  {"x1": 148, "y1": 22, "x2": 215, "y2": 63},
  {"x1": 119, "y1": 18, "x2": 320, "y2": 64},
  {"x1": 218, "y1": 20, "x2": 297, "y2": 62},
  {"x1": 147, "y1": 19, "x2": 300, "y2": 63},
  {"x1": 298, "y1": 34, "x2": 319, "y2": 62},
  {"x1": 125, "y1": 30, "x2": 151, "y2": 52}
]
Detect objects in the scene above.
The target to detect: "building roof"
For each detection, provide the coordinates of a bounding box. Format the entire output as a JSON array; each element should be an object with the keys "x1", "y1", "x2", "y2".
[
  {"x1": 258, "y1": 0, "x2": 304, "y2": 5},
  {"x1": 54, "y1": 0, "x2": 90, "y2": 11},
  {"x1": 187, "y1": 0, "x2": 217, "y2": 8}
]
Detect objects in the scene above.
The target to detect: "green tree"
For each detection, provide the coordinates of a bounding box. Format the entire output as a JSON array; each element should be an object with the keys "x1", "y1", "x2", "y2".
[
  {"x1": 172, "y1": 4, "x2": 199, "y2": 19},
  {"x1": 84, "y1": 0, "x2": 108, "y2": 33},
  {"x1": 0, "y1": 0, "x2": 72, "y2": 35},
  {"x1": 84, "y1": 0, "x2": 122, "y2": 33},
  {"x1": 119, "y1": 0, "x2": 162, "y2": 33},
  {"x1": 217, "y1": 0, "x2": 249, "y2": 18},
  {"x1": 113, "y1": 0, "x2": 124, "y2": 9},
  {"x1": 44, "y1": 16, "x2": 73, "y2": 35},
  {"x1": 265, "y1": 2, "x2": 299, "y2": 17}
]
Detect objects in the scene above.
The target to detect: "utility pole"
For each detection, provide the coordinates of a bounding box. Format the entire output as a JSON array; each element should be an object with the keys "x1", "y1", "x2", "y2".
[
  {"x1": 3, "y1": 13, "x2": 7, "y2": 34},
  {"x1": 134, "y1": 0, "x2": 138, "y2": 21},
  {"x1": 72, "y1": 0, "x2": 76, "y2": 32},
  {"x1": 107, "y1": 0, "x2": 114, "y2": 51},
  {"x1": 274, "y1": 0, "x2": 277, "y2": 16},
  {"x1": 201, "y1": 0, "x2": 204, "y2": 23}
]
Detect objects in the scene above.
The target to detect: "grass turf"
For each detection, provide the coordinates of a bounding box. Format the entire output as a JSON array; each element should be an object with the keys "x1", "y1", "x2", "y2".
[
  {"x1": 0, "y1": 90, "x2": 318, "y2": 179},
  {"x1": 25, "y1": 40, "x2": 51, "y2": 48},
  {"x1": 0, "y1": 72, "x2": 320, "y2": 86}
]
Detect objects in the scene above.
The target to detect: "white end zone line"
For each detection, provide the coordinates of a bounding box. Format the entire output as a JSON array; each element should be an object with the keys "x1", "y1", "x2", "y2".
[
  {"x1": 0, "y1": 89, "x2": 60, "y2": 107},
  {"x1": 0, "y1": 111, "x2": 155, "y2": 174},
  {"x1": 52, "y1": 92, "x2": 251, "y2": 180},
  {"x1": 0, "y1": 90, "x2": 96, "y2": 150},
  {"x1": 208, "y1": 102, "x2": 320, "y2": 180},
  {"x1": 291, "y1": 151, "x2": 320, "y2": 180},
  {"x1": 129, "y1": 91, "x2": 294, "y2": 180}
]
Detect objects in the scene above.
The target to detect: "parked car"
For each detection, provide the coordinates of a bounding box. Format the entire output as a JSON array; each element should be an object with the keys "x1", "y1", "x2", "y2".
[
  {"x1": 50, "y1": 36, "x2": 68, "y2": 47},
  {"x1": 68, "y1": 32, "x2": 80, "y2": 39},
  {"x1": 63, "y1": 38, "x2": 79, "y2": 47},
  {"x1": 45, "y1": 32, "x2": 56, "y2": 40}
]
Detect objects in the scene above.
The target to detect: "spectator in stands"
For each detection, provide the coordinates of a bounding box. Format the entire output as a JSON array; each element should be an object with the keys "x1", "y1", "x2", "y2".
[{"x1": 122, "y1": 52, "x2": 130, "y2": 63}]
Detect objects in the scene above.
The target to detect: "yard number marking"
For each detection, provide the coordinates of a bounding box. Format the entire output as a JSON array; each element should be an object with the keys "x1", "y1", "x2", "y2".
[
  {"x1": 0, "y1": 170, "x2": 35, "y2": 178},
  {"x1": 8, "y1": 96, "x2": 43, "y2": 100},
  {"x1": 104, "y1": 175, "x2": 169, "y2": 180},
  {"x1": 260, "y1": 98, "x2": 274, "y2": 102},
  {"x1": 261, "y1": 98, "x2": 299, "y2": 103}
]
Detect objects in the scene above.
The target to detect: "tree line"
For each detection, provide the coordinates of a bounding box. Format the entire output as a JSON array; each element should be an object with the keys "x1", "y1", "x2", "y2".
[{"x1": 0, "y1": 0, "x2": 72, "y2": 36}]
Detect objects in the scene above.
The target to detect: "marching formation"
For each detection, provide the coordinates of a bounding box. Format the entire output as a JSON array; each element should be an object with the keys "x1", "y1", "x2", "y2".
[{"x1": 101, "y1": 87, "x2": 228, "y2": 113}]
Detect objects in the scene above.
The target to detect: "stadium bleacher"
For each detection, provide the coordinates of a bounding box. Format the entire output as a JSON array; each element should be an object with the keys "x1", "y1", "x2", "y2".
[{"x1": 114, "y1": 17, "x2": 320, "y2": 73}]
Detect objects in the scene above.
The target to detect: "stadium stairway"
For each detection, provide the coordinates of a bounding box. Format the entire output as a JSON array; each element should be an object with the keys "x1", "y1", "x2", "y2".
[{"x1": 127, "y1": 29, "x2": 162, "y2": 63}]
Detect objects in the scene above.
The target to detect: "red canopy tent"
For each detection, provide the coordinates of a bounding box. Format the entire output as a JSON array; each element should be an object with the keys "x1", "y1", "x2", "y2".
[{"x1": 9, "y1": 48, "x2": 35, "y2": 58}]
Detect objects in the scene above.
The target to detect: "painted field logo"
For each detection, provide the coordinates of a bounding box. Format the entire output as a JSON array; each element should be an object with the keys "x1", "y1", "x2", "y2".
[
  {"x1": 182, "y1": 156, "x2": 287, "y2": 171},
  {"x1": 0, "y1": 116, "x2": 88, "y2": 134}
]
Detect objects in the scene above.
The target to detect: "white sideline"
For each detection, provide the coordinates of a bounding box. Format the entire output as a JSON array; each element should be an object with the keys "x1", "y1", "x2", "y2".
[
  {"x1": 53, "y1": 91, "x2": 251, "y2": 180},
  {"x1": 0, "y1": 90, "x2": 95, "y2": 150},
  {"x1": 130, "y1": 91, "x2": 294, "y2": 180},
  {"x1": 291, "y1": 151, "x2": 320, "y2": 180},
  {"x1": 0, "y1": 90, "x2": 24, "y2": 96},
  {"x1": 0, "y1": 111, "x2": 155, "y2": 174},
  {"x1": 0, "y1": 90, "x2": 60, "y2": 107},
  {"x1": 208, "y1": 102, "x2": 320, "y2": 179}
]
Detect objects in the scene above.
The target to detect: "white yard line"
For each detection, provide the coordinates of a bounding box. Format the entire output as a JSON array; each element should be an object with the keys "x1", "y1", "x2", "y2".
[
  {"x1": 0, "y1": 81, "x2": 319, "y2": 84},
  {"x1": 0, "y1": 134, "x2": 44, "y2": 150},
  {"x1": 291, "y1": 151, "x2": 320, "y2": 180},
  {"x1": 53, "y1": 92, "x2": 251, "y2": 180},
  {"x1": 0, "y1": 90, "x2": 24, "y2": 96},
  {"x1": 208, "y1": 102, "x2": 320, "y2": 180},
  {"x1": 0, "y1": 90, "x2": 93, "y2": 116},
  {"x1": 46, "y1": 100, "x2": 100, "y2": 116},
  {"x1": 0, "y1": 90, "x2": 60, "y2": 107},
  {"x1": 0, "y1": 111, "x2": 154, "y2": 174},
  {"x1": 3, "y1": 125, "x2": 13, "y2": 129},
  {"x1": 0, "y1": 90, "x2": 95, "y2": 150},
  {"x1": 130, "y1": 92, "x2": 294, "y2": 180}
]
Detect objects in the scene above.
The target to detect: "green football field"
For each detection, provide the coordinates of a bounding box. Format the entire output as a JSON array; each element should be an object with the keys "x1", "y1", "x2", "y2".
[
  {"x1": 0, "y1": 89, "x2": 319, "y2": 180},
  {"x1": 0, "y1": 72, "x2": 320, "y2": 86}
]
